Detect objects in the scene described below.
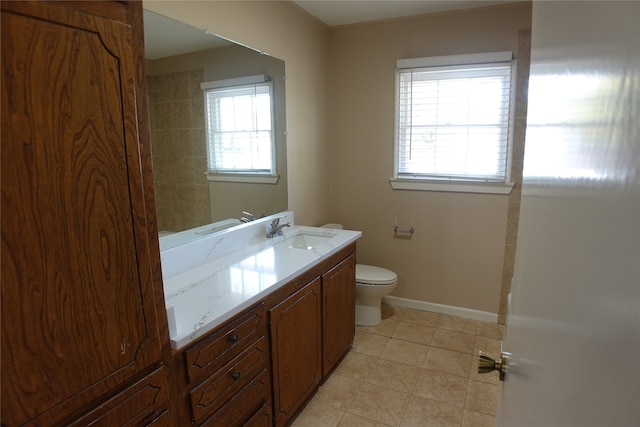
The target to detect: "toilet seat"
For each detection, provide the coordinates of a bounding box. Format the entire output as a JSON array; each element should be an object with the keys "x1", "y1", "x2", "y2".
[{"x1": 356, "y1": 264, "x2": 397, "y2": 285}]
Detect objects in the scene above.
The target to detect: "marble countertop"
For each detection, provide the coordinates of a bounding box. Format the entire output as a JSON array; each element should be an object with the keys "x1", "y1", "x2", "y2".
[{"x1": 163, "y1": 224, "x2": 361, "y2": 350}]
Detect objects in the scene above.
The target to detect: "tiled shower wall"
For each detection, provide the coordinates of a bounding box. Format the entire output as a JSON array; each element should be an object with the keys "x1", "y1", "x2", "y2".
[
  {"x1": 147, "y1": 69, "x2": 211, "y2": 233},
  {"x1": 498, "y1": 29, "x2": 532, "y2": 324}
]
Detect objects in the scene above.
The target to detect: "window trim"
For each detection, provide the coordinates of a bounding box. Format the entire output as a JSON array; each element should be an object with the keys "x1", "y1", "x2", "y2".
[
  {"x1": 391, "y1": 51, "x2": 515, "y2": 195},
  {"x1": 205, "y1": 172, "x2": 279, "y2": 184},
  {"x1": 201, "y1": 75, "x2": 278, "y2": 184},
  {"x1": 389, "y1": 178, "x2": 514, "y2": 194}
]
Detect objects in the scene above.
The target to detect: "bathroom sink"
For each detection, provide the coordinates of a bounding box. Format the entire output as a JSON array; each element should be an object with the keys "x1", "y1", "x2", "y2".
[{"x1": 283, "y1": 233, "x2": 331, "y2": 249}]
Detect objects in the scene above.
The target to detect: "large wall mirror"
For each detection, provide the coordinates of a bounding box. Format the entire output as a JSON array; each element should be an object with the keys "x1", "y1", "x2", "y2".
[{"x1": 143, "y1": 10, "x2": 288, "y2": 248}]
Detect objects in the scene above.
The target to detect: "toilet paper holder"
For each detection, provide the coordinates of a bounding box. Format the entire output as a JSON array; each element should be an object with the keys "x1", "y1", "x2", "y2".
[{"x1": 393, "y1": 225, "x2": 415, "y2": 235}]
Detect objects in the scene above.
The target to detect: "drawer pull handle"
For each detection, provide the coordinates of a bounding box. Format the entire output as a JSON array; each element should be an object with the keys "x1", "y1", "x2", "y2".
[
  {"x1": 140, "y1": 410, "x2": 160, "y2": 425},
  {"x1": 229, "y1": 334, "x2": 238, "y2": 344},
  {"x1": 231, "y1": 371, "x2": 241, "y2": 381}
]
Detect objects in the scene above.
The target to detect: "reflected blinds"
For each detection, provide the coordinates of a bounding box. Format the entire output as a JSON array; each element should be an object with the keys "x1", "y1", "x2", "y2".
[{"x1": 203, "y1": 77, "x2": 274, "y2": 174}]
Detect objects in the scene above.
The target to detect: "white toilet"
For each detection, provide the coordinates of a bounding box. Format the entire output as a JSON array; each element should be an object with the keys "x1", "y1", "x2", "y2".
[{"x1": 355, "y1": 264, "x2": 398, "y2": 326}]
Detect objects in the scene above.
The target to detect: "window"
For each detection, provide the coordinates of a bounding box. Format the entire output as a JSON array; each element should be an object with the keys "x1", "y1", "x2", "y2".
[
  {"x1": 202, "y1": 75, "x2": 277, "y2": 183},
  {"x1": 392, "y1": 52, "x2": 514, "y2": 194}
]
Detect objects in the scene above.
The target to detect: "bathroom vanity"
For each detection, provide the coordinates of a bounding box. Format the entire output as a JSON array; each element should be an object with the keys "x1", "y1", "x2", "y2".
[{"x1": 161, "y1": 215, "x2": 361, "y2": 426}]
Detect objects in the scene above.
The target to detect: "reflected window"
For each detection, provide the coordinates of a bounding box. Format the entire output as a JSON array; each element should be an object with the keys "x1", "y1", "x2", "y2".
[
  {"x1": 202, "y1": 75, "x2": 276, "y2": 180},
  {"x1": 230, "y1": 248, "x2": 277, "y2": 295},
  {"x1": 394, "y1": 52, "x2": 514, "y2": 184}
]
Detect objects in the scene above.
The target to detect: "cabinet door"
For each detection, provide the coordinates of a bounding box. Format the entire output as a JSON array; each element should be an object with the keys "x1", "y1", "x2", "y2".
[
  {"x1": 269, "y1": 278, "x2": 322, "y2": 427},
  {"x1": 322, "y1": 254, "x2": 356, "y2": 376},
  {"x1": 1, "y1": 2, "x2": 162, "y2": 425}
]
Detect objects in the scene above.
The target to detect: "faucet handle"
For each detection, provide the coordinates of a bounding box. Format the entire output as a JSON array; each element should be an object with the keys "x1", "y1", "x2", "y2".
[
  {"x1": 242, "y1": 211, "x2": 257, "y2": 221},
  {"x1": 267, "y1": 216, "x2": 290, "y2": 238}
]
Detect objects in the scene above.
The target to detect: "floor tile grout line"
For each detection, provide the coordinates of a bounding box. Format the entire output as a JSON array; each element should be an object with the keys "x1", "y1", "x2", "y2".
[
  {"x1": 395, "y1": 382, "x2": 413, "y2": 427},
  {"x1": 341, "y1": 373, "x2": 365, "y2": 424},
  {"x1": 294, "y1": 305, "x2": 502, "y2": 426},
  {"x1": 461, "y1": 374, "x2": 472, "y2": 426}
]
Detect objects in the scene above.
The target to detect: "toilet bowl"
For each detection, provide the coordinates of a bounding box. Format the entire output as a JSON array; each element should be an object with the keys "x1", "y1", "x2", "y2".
[{"x1": 355, "y1": 264, "x2": 398, "y2": 326}]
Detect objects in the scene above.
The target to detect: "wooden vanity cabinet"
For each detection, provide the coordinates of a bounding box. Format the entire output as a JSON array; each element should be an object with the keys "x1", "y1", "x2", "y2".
[
  {"x1": 173, "y1": 303, "x2": 271, "y2": 426},
  {"x1": 1, "y1": 1, "x2": 170, "y2": 426},
  {"x1": 169, "y1": 243, "x2": 357, "y2": 427},
  {"x1": 268, "y1": 243, "x2": 356, "y2": 427}
]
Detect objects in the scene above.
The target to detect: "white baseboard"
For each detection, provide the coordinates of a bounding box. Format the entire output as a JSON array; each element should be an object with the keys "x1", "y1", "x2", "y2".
[{"x1": 382, "y1": 295, "x2": 498, "y2": 323}]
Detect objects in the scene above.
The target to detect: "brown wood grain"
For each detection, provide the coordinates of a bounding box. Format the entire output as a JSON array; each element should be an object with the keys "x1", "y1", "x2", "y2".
[
  {"x1": 322, "y1": 254, "x2": 356, "y2": 376},
  {"x1": 1, "y1": 1, "x2": 165, "y2": 425},
  {"x1": 269, "y1": 277, "x2": 322, "y2": 427}
]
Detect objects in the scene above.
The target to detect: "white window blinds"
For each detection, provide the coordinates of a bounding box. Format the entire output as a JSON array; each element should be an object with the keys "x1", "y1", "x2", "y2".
[
  {"x1": 395, "y1": 52, "x2": 513, "y2": 182},
  {"x1": 202, "y1": 76, "x2": 275, "y2": 174}
]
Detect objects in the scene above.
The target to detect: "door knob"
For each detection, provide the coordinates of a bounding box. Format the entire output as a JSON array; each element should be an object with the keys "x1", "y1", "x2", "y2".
[{"x1": 478, "y1": 351, "x2": 508, "y2": 381}]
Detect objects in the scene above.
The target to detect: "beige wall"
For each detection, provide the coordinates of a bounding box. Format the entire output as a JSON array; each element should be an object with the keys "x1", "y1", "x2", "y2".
[
  {"x1": 144, "y1": 0, "x2": 332, "y2": 226},
  {"x1": 147, "y1": 45, "x2": 287, "y2": 223},
  {"x1": 329, "y1": 3, "x2": 532, "y2": 314},
  {"x1": 144, "y1": 1, "x2": 533, "y2": 315}
]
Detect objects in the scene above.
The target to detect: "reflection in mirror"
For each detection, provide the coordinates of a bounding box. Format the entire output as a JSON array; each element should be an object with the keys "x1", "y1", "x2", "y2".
[{"x1": 143, "y1": 10, "x2": 287, "y2": 248}]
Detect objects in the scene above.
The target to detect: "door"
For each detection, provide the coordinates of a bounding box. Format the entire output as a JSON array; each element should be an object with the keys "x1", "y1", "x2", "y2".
[
  {"x1": 495, "y1": 2, "x2": 640, "y2": 426},
  {"x1": 322, "y1": 254, "x2": 356, "y2": 376}
]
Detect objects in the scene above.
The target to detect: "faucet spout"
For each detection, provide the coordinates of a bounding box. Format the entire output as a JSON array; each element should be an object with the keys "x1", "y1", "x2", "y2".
[{"x1": 267, "y1": 217, "x2": 291, "y2": 238}]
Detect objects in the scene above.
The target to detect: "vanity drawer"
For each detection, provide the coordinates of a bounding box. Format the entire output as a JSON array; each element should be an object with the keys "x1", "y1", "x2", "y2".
[
  {"x1": 68, "y1": 367, "x2": 169, "y2": 426},
  {"x1": 199, "y1": 369, "x2": 270, "y2": 427},
  {"x1": 185, "y1": 302, "x2": 266, "y2": 384},
  {"x1": 189, "y1": 336, "x2": 268, "y2": 424},
  {"x1": 243, "y1": 401, "x2": 272, "y2": 427}
]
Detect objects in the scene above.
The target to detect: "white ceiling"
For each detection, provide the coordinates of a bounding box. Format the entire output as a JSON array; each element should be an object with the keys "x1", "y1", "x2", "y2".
[
  {"x1": 144, "y1": 1, "x2": 520, "y2": 60},
  {"x1": 144, "y1": 10, "x2": 233, "y2": 60},
  {"x1": 291, "y1": 0, "x2": 517, "y2": 27}
]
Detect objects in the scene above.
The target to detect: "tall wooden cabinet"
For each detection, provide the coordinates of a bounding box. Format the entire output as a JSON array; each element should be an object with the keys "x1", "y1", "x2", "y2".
[{"x1": 1, "y1": 1, "x2": 170, "y2": 425}]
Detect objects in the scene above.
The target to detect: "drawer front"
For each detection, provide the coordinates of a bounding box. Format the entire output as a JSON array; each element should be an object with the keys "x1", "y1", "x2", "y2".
[
  {"x1": 145, "y1": 409, "x2": 174, "y2": 426},
  {"x1": 68, "y1": 367, "x2": 169, "y2": 427},
  {"x1": 244, "y1": 401, "x2": 272, "y2": 427},
  {"x1": 199, "y1": 369, "x2": 270, "y2": 427},
  {"x1": 185, "y1": 303, "x2": 265, "y2": 384},
  {"x1": 190, "y1": 336, "x2": 268, "y2": 424}
]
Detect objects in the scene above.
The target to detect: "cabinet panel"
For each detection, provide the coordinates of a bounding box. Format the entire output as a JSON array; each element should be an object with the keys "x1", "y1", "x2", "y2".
[
  {"x1": 68, "y1": 368, "x2": 169, "y2": 427},
  {"x1": 244, "y1": 401, "x2": 273, "y2": 427},
  {"x1": 0, "y1": 1, "x2": 163, "y2": 425},
  {"x1": 269, "y1": 277, "x2": 322, "y2": 427},
  {"x1": 189, "y1": 336, "x2": 268, "y2": 424},
  {"x1": 145, "y1": 410, "x2": 175, "y2": 427},
  {"x1": 322, "y1": 254, "x2": 356, "y2": 376},
  {"x1": 200, "y1": 369, "x2": 270, "y2": 427},
  {"x1": 185, "y1": 303, "x2": 266, "y2": 384}
]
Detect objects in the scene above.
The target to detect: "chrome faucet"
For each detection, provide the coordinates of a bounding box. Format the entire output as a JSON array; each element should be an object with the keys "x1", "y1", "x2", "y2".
[
  {"x1": 240, "y1": 211, "x2": 258, "y2": 223},
  {"x1": 267, "y1": 217, "x2": 291, "y2": 238}
]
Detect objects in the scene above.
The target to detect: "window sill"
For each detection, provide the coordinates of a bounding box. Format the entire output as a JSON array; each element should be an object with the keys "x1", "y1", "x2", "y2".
[
  {"x1": 206, "y1": 173, "x2": 280, "y2": 184},
  {"x1": 389, "y1": 178, "x2": 514, "y2": 195}
]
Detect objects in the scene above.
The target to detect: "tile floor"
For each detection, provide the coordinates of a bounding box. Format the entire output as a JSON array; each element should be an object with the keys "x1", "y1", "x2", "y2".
[{"x1": 291, "y1": 304, "x2": 504, "y2": 427}]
